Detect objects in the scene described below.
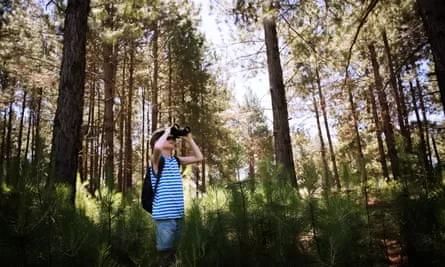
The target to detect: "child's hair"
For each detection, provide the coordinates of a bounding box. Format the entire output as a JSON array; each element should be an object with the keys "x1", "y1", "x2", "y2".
[{"x1": 150, "y1": 128, "x2": 165, "y2": 150}]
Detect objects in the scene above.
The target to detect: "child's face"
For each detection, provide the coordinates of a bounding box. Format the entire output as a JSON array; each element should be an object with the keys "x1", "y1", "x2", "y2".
[{"x1": 165, "y1": 135, "x2": 177, "y2": 149}]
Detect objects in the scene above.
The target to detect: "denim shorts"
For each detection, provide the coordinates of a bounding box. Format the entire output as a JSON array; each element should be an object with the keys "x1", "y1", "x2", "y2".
[{"x1": 155, "y1": 219, "x2": 183, "y2": 251}]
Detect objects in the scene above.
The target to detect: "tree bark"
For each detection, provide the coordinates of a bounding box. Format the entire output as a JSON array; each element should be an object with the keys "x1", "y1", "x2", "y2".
[
  {"x1": 397, "y1": 74, "x2": 410, "y2": 135},
  {"x1": 201, "y1": 157, "x2": 206, "y2": 193},
  {"x1": 5, "y1": 101, "x2": 12, "y2": 183},
  {"x1": 50, "y1": 0, "x2": 90, "y2": 204},
  {"x1": 0, "y1": 109, "x2": 6, "y2": 184},
  {"x1": 118, "y1": 105, "x2": 124, "y2": 191},
  {"x1": 263, "y1": 14, "x2": 297, "y2": 188},
  {"x1": 316, "y1": 67, "x2": 341, "y2": 190},
  {"x1": 141, "y1": 86, "x2": 146, "y2": 181},
  {"x1": 414, "y1": 68, "x2": 433, "y2": 170},
  {"x1": 346, "y1": 78, "x2": 368, "y2": 185},
  {"x1": 81, "y1": 131, "x2": 88, "y2": 183},
  {"x1": 382, "y1": 30, "x2": 412, "y2": 152},
  {"x1": 125, "y1": 41, "x2": 134, "y2": 192},
  {"x1": 94, "y1": 84, "x2": 102, "y2": 193},
  {"x1": 0, "y1": 108, "x2": 8, "y2": 185},
  {"x1": 24, "y1": 106, "x2": 31, "y2": 173},
  {"x1": 409, "y1": 80, "x2": 431, "y2": 192},
  {"x1": 312, "y1": 84, "x2": 330, "y2": 190},
  {"x1": 248, "y1": 145, "x2": 255, "y2": 181},
  {"x1": 103, "y1": 3, "x2": 117, "y2": 188},
  {"x1": 118, "y1": 46, "x2": 126, "y2": 192},
  {"x1": 168, "y1": 42, "x2": 173, "y2": 124},
  {"x1": 146, "y1": 106, "x2": 150, "y2": 167},
  {"x1": 83, "y1": 77, "x2": 95, "y2": 187},
  {"x1": 368, "y1": 85, "x2": 390, "y2": 181},
  {"x1": 369, "y1": 43, "x2": 401, "y2": 180},
  {"x1": 90, "y1": 76, "x2": 99, "y2": 194},
  {"x1": 17, "y1": 91, "x2": 27, "y2": 169},
  {"x1": 33, "y1": 87, "x2": 43, "y2": 177},
  {"x1": 151, "y1": 22, "x2": 159, "y2": 131},
  {"x1": 416, "y1": 0, "x2": 445, "y2": 113},
  {"x1": 431, "y1": 132, "x2": 441, "y2": 167},
  {"x1": 85, "y1": 65, "x2": 95, "y2": 194}
]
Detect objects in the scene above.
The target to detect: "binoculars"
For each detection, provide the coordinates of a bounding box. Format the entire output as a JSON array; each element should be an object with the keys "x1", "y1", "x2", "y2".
[{"x1": 170, "y1": 124, "x2": 191, "y2": 138}]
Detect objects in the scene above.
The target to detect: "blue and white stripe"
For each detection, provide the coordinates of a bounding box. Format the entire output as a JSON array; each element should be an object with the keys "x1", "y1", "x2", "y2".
[{"x1": 150, "y1": 155, "x2": 184, "y2": 219}]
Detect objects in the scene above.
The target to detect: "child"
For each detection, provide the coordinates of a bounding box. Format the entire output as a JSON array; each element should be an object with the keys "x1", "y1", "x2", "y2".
[{"x1": 150, "y1": 126, "x2": 203, "y2": 267}]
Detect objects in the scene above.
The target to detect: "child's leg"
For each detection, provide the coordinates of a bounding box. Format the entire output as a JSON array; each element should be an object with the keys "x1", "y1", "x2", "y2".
[
  {"x1": 155, "y1": 219, "x2": 181, "y2": 267},
  {"x1": 157, "y1": 249, "x2": 175, "y2": 267}
]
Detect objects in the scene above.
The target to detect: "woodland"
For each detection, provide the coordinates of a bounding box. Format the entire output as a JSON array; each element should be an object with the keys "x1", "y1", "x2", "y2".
[{"x1": 0, "y1": 0, "x2": 444, "y2": 266}]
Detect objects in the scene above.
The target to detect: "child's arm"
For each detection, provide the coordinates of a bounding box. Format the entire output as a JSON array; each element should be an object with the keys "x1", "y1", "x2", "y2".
[
  {"x1": 177, "y1": 134, "x2": 203, "y2": 165},
  {"x1": 152, "y1": 128, "x2": 171, "y2": 174}
]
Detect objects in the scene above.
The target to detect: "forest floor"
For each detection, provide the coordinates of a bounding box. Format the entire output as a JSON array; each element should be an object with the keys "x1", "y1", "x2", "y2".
[{"x1": 367, "y1": 197, "x2": 408, "y2": 267}]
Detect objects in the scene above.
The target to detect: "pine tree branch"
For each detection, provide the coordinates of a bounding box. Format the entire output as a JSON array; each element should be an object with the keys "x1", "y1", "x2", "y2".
[
  {"x1": 343, "y1": 0, "x2": 380, "y2": 81},
  {"x1": 26, "y1": 55, "x2": 59, "y2": 69},
  {"x1": 425, "y1": 90, "x2": 440, "y2": 96},
  {"x1": 46, "y1": 0, "x2": 65, "y2": 14},
  {"x1": 280, "y1": 14, "x2": 331, "y2": 66},
  {"x1": 280, "y1": 14, "x2": 317, "y2": 56},
  {"x1": 382, "y1": 41, "x2": 428, "y2": 91}
]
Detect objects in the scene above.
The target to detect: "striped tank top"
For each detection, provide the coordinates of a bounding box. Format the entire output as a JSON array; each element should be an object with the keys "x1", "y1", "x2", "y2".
[{"x1": 150, "y1": 155, "x2": 184, "y2": 219}]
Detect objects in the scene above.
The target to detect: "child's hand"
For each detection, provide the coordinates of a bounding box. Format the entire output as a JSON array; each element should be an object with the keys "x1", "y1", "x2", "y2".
[
  {"x1": 180, "y1": 133, "x2": 192, "y2": 142},
  {"x1": 165, "y1": 126, "x2": 172, "y2": 134}
]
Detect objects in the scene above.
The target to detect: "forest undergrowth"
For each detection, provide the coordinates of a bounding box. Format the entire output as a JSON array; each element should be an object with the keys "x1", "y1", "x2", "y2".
[{"x1": 0, "y1": 160, "x2": 444, "y2": 267}]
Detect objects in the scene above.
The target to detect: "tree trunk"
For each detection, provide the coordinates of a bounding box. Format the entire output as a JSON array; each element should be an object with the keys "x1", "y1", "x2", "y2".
[
  {"x1": 316, "y1": 67, "x2": 341, "y2": 190},
  {"x1": 382, "y1": 30, "x2": 412, "y2": 152},
  {"x1": 103, "y1": 3, "x2": 117, "y2": 188},
  {"x1": 151, "y1": 22, "x2": 159, "y2": 131},
  {"x1": 263, "y1": 14, "x2": 297, "y2": 188},
  {"x1": 397, "y1": 74, "x2": 410, "y2": 133},
  {"x1": 79, "y1": 79, "x2": 89, "y2": 183},
  {"x1": 78, "y1": 143, "x2": 85, "y2": 183},
  {"x1": 94, "y1": 83, "x2": 101, "y2": 193},
  {"x1": 414, "y1": 67, "x2": 433, "y2": 170},
  {"x1": 5, "y1": 100, "x2": 14, "y2": 184},
  {"x1": 89, "y1": 76, "x2": 98, "y2": 195},
  {"x1": 141, "y1": 86, "x2": 146, "y2": 181},
  {"x1": 118, "y1": 107, "x2": 124, "y2": 191},
  {"x1": 33, "y1": 87, "x2": 43, "y2": 178},
  {"x1": 194, "y1": 165, "x2": 200, "y2": 197},
  {"x1": 346, "y1": 77, "x2": 372, "y2": 255},
  {"x1": 248, "y1": 146, "x2": 255, "y2": 181},
  {"x1": 81, "y1": 131, "x2": 88, "y2": 183},
  {"x1": 125, "y1": 41, "x2": 134, "y2": 192},
  {"x1": 146, "y1": 106, "x2": 150, "y2": 167},
  {"x1": 416, "y1": 0, "x2": 445, "y2": 113},
  {"x1": 17, "y1": 91, "x2": 27, "y2": 169},
  {"x1": 346, "y1": 78, "x2": 368, "y2": 185},
  {"x1": 118, "y1": 46, "x2": 126, "y2": 192},
  {"x1": 50, "y1": 0, "x2": 90, "y2": 204},
  {"x1": 431, "y1": 132, "x2": 441, "y2": 167},
  {"x1": 369, "y1": 43, "x2": 401, "y2": 180},
  {"x1": 0, "y1": 109, "x2": 7, "y2": 184},
  {"x1": 24, "y1": 106, "x2": 31, "y2": 172},
  {"x1": 312, "y1": 83, "x2": 330, "y2": 190},
  {"x1": 99, "y1": 130, "x2": 105, "y2": 191},
  {"x1": 368, "y1": 85, "x2": 390, "y2": 181},
  {"x1": 89, "y1": 136, "x2": 97, "y2": 195},
  {"x1": 168, "y1": 42, "x2": 173, "y2": 124},
  {"x1": 83, "y1": 75, "x2": 93, "y2": 186},
  {"x1": 201, "y1": 157, "x2": 206, "y2": 193},
  {"x1": 409, "y1": 80, "x2": 431, "y2": 192},
  {"x1": 5, "y1": 101, "x2": 13, "y2": 184}
]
